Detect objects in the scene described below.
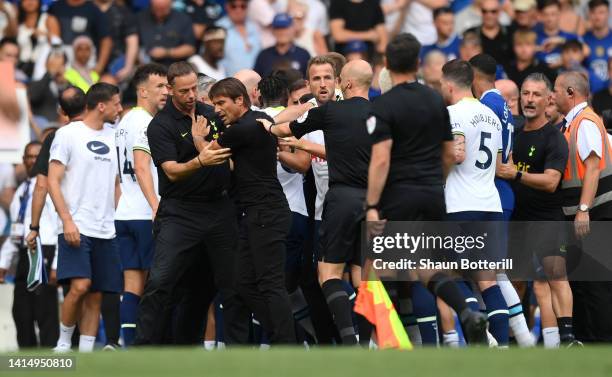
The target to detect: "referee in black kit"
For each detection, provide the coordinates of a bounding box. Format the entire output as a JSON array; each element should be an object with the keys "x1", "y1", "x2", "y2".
[
  {"x1": 135, "y1": 62, "x2": 239, "y2": 345},
  {"x1": 365, "y1": 33, "x2": 488, "y2": 342},
  {"x1": 199, "y1": 77, "x2": 295, "y2": 344},
  {"x1": 258, "y1": 59, "x2": 375, "y2": 346}
]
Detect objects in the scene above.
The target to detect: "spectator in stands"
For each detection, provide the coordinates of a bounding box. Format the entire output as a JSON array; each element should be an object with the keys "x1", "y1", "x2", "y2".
[
  {"x1": 289, "y1": 0, "x2": 327, "y2": 57},
  {"x1": 137, "y1": 0, "x2": 195, "y2": 67},
  {"x1": 0, "y1": 37, "x2": 28, "y2": 82},
  {"x1": 508, "y1": 0, "x2": 538, "y2": 36},
  {"x1": 560, "y1": 39, "x2": 587, "y2": 73},
  {"x1": 535, "y1": 0, "x2": 579, "y2": 69},
  {"x1": 467, "y1": 0, "x2": 513, "y2": 64},
  {"x1": 583, "y1": 0, "x2": 612, "y2": 94},
  {"x1": 254, "y1": 13, "x2": 310, "y2": 78},
  {"x1": 28, "y1": 50, "x2": 68, "y2": 123},
  {"x1": 330, "y1": 0, "x2": 387, "y2": 55},
  {"x1": 248, "y1": 0, "x2": 287, "y2": 49},
  {"x1": 189, "y1": 26, "x2": 227, "y2": 81},
  {"x1": 505, "y1": 29, "x2": 557, "y2": 89},
  {"x1": 16, "y1": 0, "x2": 49, "y2": 79},
  {"x1": 47, "y1": 0, "x2": 112, "y2": 75},
  {"x1": 0, "y1": 0, "x2": 17, "y2": 39},
  {"x1": 64, "y1": 35, "x2": 98, "y2": 92},
  {"x1": 592, "y1": 58, "x2": 612, "y2": 115},
  {"x1": 343, "y1": 40, "x2": 368, "y2": 62},
  {"x1": 296, "y1": 0, "x2": 328, "y2": 40},
  {"x1": 184, "y1": 0, "x2": 224, "y2": 41},
  {"x1": 421, "y1": 7, "x2": 461, "y2": 62},
  {"x1": 381, "y1": 0, "x2": 438, "y2": 46},
  {"x1": 459, "y1": 30, "x2": 483, "y2": 61},
  {"x1": 218, "y1": 0, "x2": 261, "y2": 76},
  {"x1": 559, "y1": 0, "x2": 585, "y2": 36},
  {"x1": 421, "y1": 49, "x2": 446, "y2": 93},
  {"x1": 94, "y1": 0, "x2": 138, "y2": 83}
]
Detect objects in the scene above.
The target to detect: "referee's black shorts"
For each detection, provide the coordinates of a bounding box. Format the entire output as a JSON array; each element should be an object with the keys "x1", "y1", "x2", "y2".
[
  {"x1": 318, "y1": 185, "x2": 365, "y2": 265},
  {"x1": 380, "y1": 183, "x2": 446, "y2": 221}
]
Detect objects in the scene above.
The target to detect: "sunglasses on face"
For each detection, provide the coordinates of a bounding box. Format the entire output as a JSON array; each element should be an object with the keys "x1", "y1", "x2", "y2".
[{"x1": 482, "y1": 8, "x2": 499, "y2": 14}]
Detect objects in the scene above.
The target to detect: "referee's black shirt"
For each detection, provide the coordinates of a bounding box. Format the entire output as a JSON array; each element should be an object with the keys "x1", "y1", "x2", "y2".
[
  {"x1": 290, "y1": 97, "x2": 372, "y2": 189},
  {"x1": 147, "y1": 99, "x2": 230, "y2": 201},
  {"x1": 370, "y1": 82, "x2": 453, "y2": 186},
  {"x1": 216, "y1": 110, "x2": 286, "y2": 208}
]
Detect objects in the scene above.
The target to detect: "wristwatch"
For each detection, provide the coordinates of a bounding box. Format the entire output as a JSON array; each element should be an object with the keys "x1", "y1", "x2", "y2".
[
  {"x1": 29, "y1": 224, "x2": 40, "y2": 231},
  {"x1": 578, "y1": 204, "x2": 589, "y2": 212}
]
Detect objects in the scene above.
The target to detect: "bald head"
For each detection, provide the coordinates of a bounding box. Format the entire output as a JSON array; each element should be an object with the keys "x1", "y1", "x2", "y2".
[
  {"x1": 495, "y1": 79, "x2": 519, "y2": 115},
  {"x1": 233, "y1": 69, "x2": 262, "y2": 107},
  {"x1": 340, "y1": 59, "x2": 373, "y2": 91},
  {"x1": 553, "y1": 71, "x2": 590, "y2": 114}
]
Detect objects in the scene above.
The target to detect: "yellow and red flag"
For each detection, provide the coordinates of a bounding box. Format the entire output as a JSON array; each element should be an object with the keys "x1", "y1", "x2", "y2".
[{"x1": 354, "y1": 278, "x2": 413, "y2": 350}]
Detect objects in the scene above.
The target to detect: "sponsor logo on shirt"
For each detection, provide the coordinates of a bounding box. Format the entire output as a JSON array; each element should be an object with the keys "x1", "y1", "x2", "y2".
[
  {"x1": 86, "y1": 141, "x2": 110, "y2": 155},
  {"x1": 366, "y1": 116, "x2": 376, "y2": 134}
]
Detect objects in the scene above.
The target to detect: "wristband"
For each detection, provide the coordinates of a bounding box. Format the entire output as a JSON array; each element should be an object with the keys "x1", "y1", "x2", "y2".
[
  {"x1": 197, "y1": 155, "x2": 205, "y2": 167},
  {"x1": 514, "y1": 171, "x2": 522, "y2": 182},
  {"x1": 29, "y1": 225, "x2": 40, "y2": 231},
  {"x1": 363, "y1": 202, "x2": 379, "y2": 211}
]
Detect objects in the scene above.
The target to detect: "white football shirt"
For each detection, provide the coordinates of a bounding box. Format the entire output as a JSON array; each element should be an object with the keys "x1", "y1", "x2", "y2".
[
  {"x1": 302, "y1": 131, "x2": 328, "y2": 221},
  {"x1": 115, "y1": 107, "x2": 158, "y2": 220},
  {"x1": 445, "y1": 98, "x2": 503, "y2": 213},
  {"x1": 262, "y1": 106, "x2": 308, "y2": 217},
  {"x1": 49, "y1": 121, "x2": 118, "y2": 239}
]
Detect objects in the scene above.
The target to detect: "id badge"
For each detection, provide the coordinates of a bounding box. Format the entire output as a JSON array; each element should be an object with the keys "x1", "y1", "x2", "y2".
[{"x1": 10, "y1": 222, "x2": 24, "y2": 244}]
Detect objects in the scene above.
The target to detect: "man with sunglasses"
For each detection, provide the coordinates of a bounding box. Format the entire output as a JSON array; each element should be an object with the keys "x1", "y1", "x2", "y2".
[{"x1": 466, "y1": 0, "x2": 513, "y2": 65}]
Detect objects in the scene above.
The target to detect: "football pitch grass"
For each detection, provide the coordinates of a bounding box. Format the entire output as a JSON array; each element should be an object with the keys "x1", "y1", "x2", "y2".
[{"x1": 2, "y1": 347, "x2": 612, "y2": 377}]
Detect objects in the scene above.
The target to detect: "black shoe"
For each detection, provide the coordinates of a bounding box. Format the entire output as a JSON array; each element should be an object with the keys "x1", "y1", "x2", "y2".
[
  {"x1": 461, "y1": 311, "x2": 488, "y2": 345},
  {"x1": 562, "y1": 335, "x2": 584, "y2": 348}
]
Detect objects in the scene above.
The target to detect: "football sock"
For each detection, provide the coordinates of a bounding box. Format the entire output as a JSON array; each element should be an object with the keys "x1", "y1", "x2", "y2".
[
  {"x1": 482, "y1": 285, "x2": 510, "y2": 347},
  {"x1": 322, "y1": 279, "x2": 357, "y2": 345},
  {"x1": 412, "y1": 282, "x2": 439, "y2": 346},
  {"x1": 120, "y1": 292, "x2": 140, "y2": 347}
]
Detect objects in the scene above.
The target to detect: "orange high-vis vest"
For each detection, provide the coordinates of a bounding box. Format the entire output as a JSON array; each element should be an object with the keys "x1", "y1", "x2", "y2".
[{"x1": 561, "y1": 106, "x2": 612, "y2": 216}]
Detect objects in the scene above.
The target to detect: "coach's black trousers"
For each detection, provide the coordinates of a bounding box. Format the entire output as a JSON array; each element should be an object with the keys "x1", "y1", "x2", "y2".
[
  {"x1": 134, "y1": 196, "x2": 240, "y2": 345},
  {"x1": 12, "y1": 245, "x2": 58, "y2": 348},
  {"x1": 226, "y1": 204, "x2": 296, "y2": 344}
]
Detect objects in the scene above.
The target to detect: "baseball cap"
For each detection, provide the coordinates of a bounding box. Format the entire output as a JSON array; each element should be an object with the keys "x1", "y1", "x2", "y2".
[
  {"x1": 514, "y1": 0, "x2": 536, "y2": 11},
  {"x1": 343, "y1": 40, "x2": 368, "y2": 54},
  {"x1": 272, "y1": 13, "x2": 293, "y2": 28}
]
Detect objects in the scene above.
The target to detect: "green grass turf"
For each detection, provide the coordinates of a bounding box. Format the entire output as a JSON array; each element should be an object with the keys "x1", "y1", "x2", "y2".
[{"x1": 2, "y1": 347, "x2": 612, "y2": 377}]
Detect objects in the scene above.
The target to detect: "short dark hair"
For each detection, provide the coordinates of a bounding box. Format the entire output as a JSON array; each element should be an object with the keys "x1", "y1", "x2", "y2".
[
  {"x1": 561, "y1": 39, "x2": 583, "y2": 52},
  {"x1": 538, "y1": 0, "x2": 560, "y2": 11},
  {"x1": 386, "y1": 33, "x2": 421, "y2": 73},
  {"x1": 289, "y1": 79, "x2": 308, "y2": 93},
  {"x1": 25, "y1": 140, "x2": 42, "y2": 154},
  {"x1": 588, "y1": 0, "x2": 609, "y2": 9},
  {"x1": 85, "y1": 83, "x2": 120, "y2": 110},
  {"x1": 209, "y1": 77, "x2": 251, "y2": 108},
  {"x1": 433, "y1": 6, "x2": 453, "y2": 19},
  {"x1": 469, "y1": 53, "x2": 497, "y2": 80},
  {"x1": 523, "y1": 72, "x2": 553, "y2": 91},
  {"x1": 442, "y1": 59, "x2": 474, "y2": 88},
  {"x1": 258, "y1": 74, "x2": 288, "y2": 106},
  {"x1": 132, "y1": 63, "x2": 168, "y2": 88},
  {"x1": 167, "y1": 61, "x2": 197, "y2": 85},
  {"x1": 0, "y1": 37, "x2": 18, "y2": 50},
  {"x1": 323, "y1": 52, "x2": 346, "y2": 78},
  {"x1": 59, "y1": 86, "x2": 86, "y2": 118}
]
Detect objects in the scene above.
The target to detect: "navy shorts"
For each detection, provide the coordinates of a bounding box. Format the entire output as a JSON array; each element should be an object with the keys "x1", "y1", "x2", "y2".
[
  {"x1": 57, "y1": 234, "x2": 122, "y2": 293},
  {"x1": 446, "y1": 211, "x2": 505, "y2": 263},
  {"x1": 116, "y1": 220, "x2": 154, "y2": 270}
]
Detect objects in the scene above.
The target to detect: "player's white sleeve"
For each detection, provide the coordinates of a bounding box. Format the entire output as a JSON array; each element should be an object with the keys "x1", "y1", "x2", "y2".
[
  {"x1": 133, "y1": 125, "x2": 151, "y2": 155},
  {"x1": 49, "y1": 128, "x2": 71, "y2": 165}
]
